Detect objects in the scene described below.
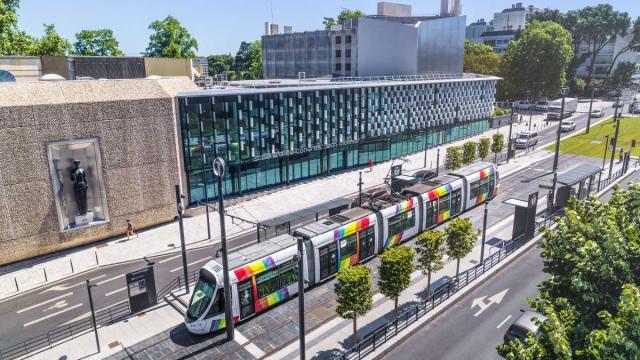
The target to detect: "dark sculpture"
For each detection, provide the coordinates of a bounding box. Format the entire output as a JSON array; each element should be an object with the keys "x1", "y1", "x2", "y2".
[{"x1": 70, "y1": 160, "x2": 89, "y2": 215}]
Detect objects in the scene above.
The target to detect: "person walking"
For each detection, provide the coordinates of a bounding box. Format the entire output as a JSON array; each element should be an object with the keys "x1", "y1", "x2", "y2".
[
  {"x1": 368, "y1": 159, "x2": 373, "y2": 172},
  {"x1": 126, "y1": 219, "x2": 135, "y2": 240}
]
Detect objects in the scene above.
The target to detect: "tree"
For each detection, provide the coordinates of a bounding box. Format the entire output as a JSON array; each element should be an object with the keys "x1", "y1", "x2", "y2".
[
  {"x1": 31, "y1": 24, "x2": 72, "y2": 56},
  {"x1": 462, "y1": 141, "x2": 477, "y2": 165},
  {"x1": 445, "y1": 218, "x2": 476, "y2": 278},
  {"x1": 445, "y1": 146, "x2": 463, "y2": 170},
  {"x1": 501, "y1": 21, "x2": 573, "y2": 100},
  {"x1": 207, "y1": 54, "x2": 234, "y2": 76},
  {"x1": 324, "y1": 9, "x2": 364, "y2": 30},
  {"x1": 378, "y1": 246, "x2": 415, "y2": 315},
  {"x1": 608, "y1": 17, "x2": 640, "y2": 76},
  {"x1": 491, "y1": 133, "x2": 505, "y2": 163},
  {"x1": 607, "y1": 61, "x2": 635, "y2": 89},
  {"x1": 247, "y1": 40, "x2": 262, "y2": 79},
  {"x1": 463, "y1": 40, "x2": 502, "y2": 75},
  {"x1": 74, "y1": 29, "x2": 123, "y2": 56},
  {"x1": 415, "y1": 230, "x2": 447, "y2": 296},
  {"x1": 233, "y1": 41, "x2": 252, "y2": 75},
  {"x1": 478, "y1": 138, "x2": 491, "y2": 160},
  {"x1": 335, "y1": 265, "x2": 373, "y2": 345},
  {"x1": 145, "y1": 15, "x2": 198, "y2": 58}
]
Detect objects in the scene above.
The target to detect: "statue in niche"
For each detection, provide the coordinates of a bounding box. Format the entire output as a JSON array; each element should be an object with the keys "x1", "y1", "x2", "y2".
[{"x1": 70, "y1": 160, "x2": 89, "y2": 215}]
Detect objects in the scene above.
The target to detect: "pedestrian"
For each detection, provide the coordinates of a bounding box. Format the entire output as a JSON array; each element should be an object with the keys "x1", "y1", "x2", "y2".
[
  {"x1": 126, "y1": 219, "x2": 135, "y2": 240},
  {"x1": 619, "y1": 148, "x2": 624, "y2": 162},
  {"x1": 368, "y1": 159, "x2": 373, "y2": 172}
]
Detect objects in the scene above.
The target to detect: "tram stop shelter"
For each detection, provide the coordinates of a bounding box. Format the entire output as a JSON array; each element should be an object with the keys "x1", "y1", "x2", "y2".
[{"x1": 540, "y1": 163, "x2": 601, "y2": 211}]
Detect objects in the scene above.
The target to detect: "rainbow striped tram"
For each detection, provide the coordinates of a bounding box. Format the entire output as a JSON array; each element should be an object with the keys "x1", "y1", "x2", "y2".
[{"x1": 185, "y1": 162, "x2": 498, "y2": 334}]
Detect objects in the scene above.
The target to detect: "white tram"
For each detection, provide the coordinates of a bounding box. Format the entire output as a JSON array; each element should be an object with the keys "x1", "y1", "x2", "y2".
[{"x1": 185, "y1": 162, "x2": 498, "y2": 334}]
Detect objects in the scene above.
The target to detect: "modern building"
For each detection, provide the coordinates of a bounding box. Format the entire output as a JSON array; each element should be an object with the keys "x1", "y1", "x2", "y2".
[
  {"x1": 262, "y1": 2, "x2": 465, "y2": 79},
  {"x1": 465, "y1": 3, "x2": 539, "y2": 53},
  {"x1": 575, "y1": 33, "x2": 640, "y2": 82},
  {"x1": 176, "y1": 74, "x2": 499, "y2": 205}
]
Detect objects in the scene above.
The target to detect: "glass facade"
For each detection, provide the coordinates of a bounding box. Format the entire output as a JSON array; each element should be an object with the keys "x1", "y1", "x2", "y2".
[{"x1": 178, "y1": 78, "x2": 497, "y2": 204}]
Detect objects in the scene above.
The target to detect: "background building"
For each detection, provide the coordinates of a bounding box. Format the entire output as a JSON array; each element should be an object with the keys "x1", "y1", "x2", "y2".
[
  {"x1": 465, "y1": 3, "x2": 539, "y2": 53},
  {"x1": 575, "y1": 33, "x2": 640, "y2": 82}
]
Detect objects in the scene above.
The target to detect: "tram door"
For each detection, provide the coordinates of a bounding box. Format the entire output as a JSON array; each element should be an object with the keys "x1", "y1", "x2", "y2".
[
  {"x1": 319, "y1": 243, "x2": 338, "y2": 280},
  {"x1": 238, "y1": 280, "x2": 255, "y2": 319},
  {"x1": 451, "y1": 189, "x2": 462, "y2": 216}
]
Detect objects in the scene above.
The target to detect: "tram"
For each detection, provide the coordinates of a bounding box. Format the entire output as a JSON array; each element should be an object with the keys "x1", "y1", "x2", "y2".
[{"x1": 185, "y1": 162, "x2": 498, "y2": 334}]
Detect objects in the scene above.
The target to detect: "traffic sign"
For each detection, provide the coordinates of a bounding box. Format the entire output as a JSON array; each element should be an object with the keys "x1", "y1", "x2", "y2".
[{"x1": 213, "y1": 157, "x2": 225, "y2": 177}]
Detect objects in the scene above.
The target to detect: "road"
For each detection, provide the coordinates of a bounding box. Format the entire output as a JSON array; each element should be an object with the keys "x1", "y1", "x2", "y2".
[{"x1": 0, "y1": 104, "x2": 618, "y2": 349}]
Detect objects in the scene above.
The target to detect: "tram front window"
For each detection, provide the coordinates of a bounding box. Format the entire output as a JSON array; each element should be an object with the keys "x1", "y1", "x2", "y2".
[{"x1": 187, "y1": 270, "x2": 217, "y2": 321}]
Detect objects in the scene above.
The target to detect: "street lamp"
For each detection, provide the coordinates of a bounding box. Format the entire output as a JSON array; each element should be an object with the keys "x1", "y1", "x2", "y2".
[
  {"x1": 294, "y1": 237, "x2": 306, "y2": 360},
  {"x1": 506, "y1": 102, "x2": 515, "y2": 164},
  {"x1": 480, "y1": 202, "x2": 489, "y2": 264},
  {"x1": 423, "y1": 125, "x2": 429, "y2": 168},
  {"x1": 602, "y1": 134, "x2": 610, "y2": 169},
  {"x1": 608, "y1": 89, "x2": 622, "y2": 179},
  {"x1": 85, "y1": 280, "x2": 100, "y2": 353},
  {"x1": 586, "y1": 86, "x2": 598, "y2": 134},
  {"x1": 175, "y1": 185, "x2": 190, "y2": 294},
  {"x1": 550, "y1": 87, "x2": 569, "y2": 213}
]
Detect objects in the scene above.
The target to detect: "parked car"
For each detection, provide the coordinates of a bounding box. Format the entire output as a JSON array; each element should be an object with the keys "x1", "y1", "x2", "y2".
[
  {"x1": 591, "y1": 109, "x2": 604, "y2": 117},
  {"x1": 514, "y1": 131, "x2": 538, "y2": 149},
  {"x1": 612, "y1": 100, "x2": 623, "y2": 108},
  {"x1": 503, "y1": 310, "x2": 547, "y2": 344},
  {"x1": 351, "y1": 185, "x2": 391, "y2": 207},
  {"x1": 630, "y1": 102, "x2": 640, "y2": 114},
  {"x1": 560, "y1": 120, "x2": 576, "y2": 132},
  {"x1": 513, "y1": 100, "x2": 532, "y2": 111},
  {"x1": 534, "y1": 101, "x2": 550, "y2": 111},
  {"x1": 412, "y1": 169, "x2": 437, "y2": 182}
]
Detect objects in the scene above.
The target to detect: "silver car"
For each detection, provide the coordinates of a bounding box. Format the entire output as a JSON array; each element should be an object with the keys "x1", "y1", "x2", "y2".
[
  {"x1": 590, "y1": 109, "x2": 604, "y2": 117},
  {"x1": 503, "y1": 310, "x2": 547, "y2": 344}
]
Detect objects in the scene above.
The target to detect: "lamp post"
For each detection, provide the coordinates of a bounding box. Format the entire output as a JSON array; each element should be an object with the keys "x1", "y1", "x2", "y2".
[
  {"x1": 423, "y1": 126, "x2": 429, "y2": 168},
  {"x1": 213, "y1": 157, "x2": 234, "y2": 341},
  {"x1": 602, "y1": 135, "x2": 610, "y2": 169},
  {"x1": 436, "y1": 148, "x2": 440, "y2": 176},
  {"x1": 85, "y1": 280, "x2": 100, "y2": 353},
  {"x1": 358, "y1": 171, "x2": 363, "y2": 207},
  {"x1": 199, "y1": 138, "x2": 211, "y2": 240},
  {"x1": 586, "y1": 86, "x2": 597, "y2": 134},
  {"x1": 175, "y1": 185, "x2": 189, "y2": 294},
  {"x1": 506, "y1": 102, "x2": 515, "y2": 164},
  {"x1": 528, "y1": 91, "x2": 534, "y2": 131},
  {"x1": 608, "y1": 90, "x2": 622, "y2": 179},
  {"x1": 295, "y1": 236, "x2": 306, "y2": 360},
  {"x1": 480, "y1": 202, "x2": 488, "y2": 264},
  {"x1": 550, "y1": 87, "x2": 569, "y2": 212}
]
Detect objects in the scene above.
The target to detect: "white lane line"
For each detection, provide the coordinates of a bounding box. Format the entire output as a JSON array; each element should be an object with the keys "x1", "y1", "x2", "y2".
[
  {"x1": 23, "y1": 303, "x2": 83, "y2": 327},
  {"x1": 169, "y1": 256, "x2": 212, "y2": 273},
  {"x1": 234, "y1": 330, "x2": 266, "y2": 358},
  {"x1": 16, "y1": 292, "x2": 74, "y2": 314},
  {"x1": 158, "y1": 254, "x2": 182, "y2": 264},
  {"x1": 97, "y1": 274, "x2": 123, "y2": 286},
  {"x1": 105, "y1": 286, "x2": 127, "y2": 297},
  {"x1": 497, "y1": 314, "x2": 512, "y2": 329}
]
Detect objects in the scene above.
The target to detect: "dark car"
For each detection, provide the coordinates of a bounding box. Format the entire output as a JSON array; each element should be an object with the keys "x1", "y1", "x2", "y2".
[
  {"x1": 351, "y1": 185, "x2": 391, "y2": 207},
  {"x1": 412, "y1": 169, "x2": 438, "y2": 182}
]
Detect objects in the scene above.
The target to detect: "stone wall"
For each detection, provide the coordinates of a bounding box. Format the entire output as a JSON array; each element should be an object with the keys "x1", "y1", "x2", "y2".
[{"x1": 0, "y1": 78, "x2": 197, "y2": 264}]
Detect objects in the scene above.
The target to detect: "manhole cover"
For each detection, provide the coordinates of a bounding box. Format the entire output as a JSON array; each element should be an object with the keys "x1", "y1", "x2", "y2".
[{"x1": 108, "y1": 341, "x2": 120, "y2": 349}]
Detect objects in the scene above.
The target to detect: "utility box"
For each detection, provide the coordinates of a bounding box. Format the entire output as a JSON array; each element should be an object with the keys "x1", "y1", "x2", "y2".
[
  {"x1": 505, "y1": 192, "x2": 538, "y2": 241},
  {"x1": 126, "y1": 266, "x2": 157, "y2": 314}
]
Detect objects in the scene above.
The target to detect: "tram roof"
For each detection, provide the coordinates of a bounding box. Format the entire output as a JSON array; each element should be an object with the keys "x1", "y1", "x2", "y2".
[
  {"x1": 227, "y1": 234, "x2": 297, "y2": 270},
  {"x1": 403, "y1": 174, "x2": 460, "y2": 195},
  {"x1": 449, "y1": 162, "x2": 494, "y2": 176},
  {"x1": 294, "y1": 207, "x2": 373, "y2": 238}
]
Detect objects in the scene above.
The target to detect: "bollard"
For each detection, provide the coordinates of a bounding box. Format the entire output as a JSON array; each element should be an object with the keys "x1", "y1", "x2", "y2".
[
  {"x1": 95, "y1": 251, "x2": 99, "y2": 266},
  {"x1": 43, "y1": 268, "x2": 48, "y2": 282},
  {"x1": 14, "y1": 277, "x2": 19, "y2": 292},
  {"x1": 70, "y1": 258, "x2": 74, "y2": 273}
]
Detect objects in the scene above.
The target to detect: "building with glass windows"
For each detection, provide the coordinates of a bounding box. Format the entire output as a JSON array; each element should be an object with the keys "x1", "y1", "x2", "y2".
[{"x1": 177, "y1": 74, "x2": 499, "y2": 205}]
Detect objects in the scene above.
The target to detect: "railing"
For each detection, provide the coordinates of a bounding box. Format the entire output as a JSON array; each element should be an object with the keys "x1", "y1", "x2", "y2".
[{"x1": 597, "y1": 168, "x2": 624, "y2": 192}]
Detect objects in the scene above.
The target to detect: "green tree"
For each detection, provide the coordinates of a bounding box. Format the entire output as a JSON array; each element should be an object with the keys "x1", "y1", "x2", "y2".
[
  {"x1": 462, "y1": 141, "x2": 477, "y2": 165},
  {"x1": 608, "y1": 17, "x2": 640, "y2": 76},
  {"x1": 491, "y1": 132, "x2": 505, "y2": 163},
  {"x1": 378, "y1": 246, "x2": 415, "y2": 315},
  {"x1": 445, "y1": 218, "x2": 476, "y2": 278},
  {"x1": 463, "y1": 40, "x2": 502, "y2": 75},
  {"x1": 247, "y1": 40, "x2": 262, "y2": 79},
  {"x1": 145, "y1": 15, "x2": 198, "y2": 58},
  {"x1": 73, "y1": 29, "x2": 123, "y2": 56},
  {"x1": 335, "y1": 265, "x2": 373, "y2": 345},
  {"x1": 31, "y1": 24, "x2": 72, "y2": 56},
  {"x1": 415, "y1": 230, "x2": 447, "y2": 296},
  {"x1": 233, "y1": 41, "x2": 252, "y2": 75},
  {"x1": 607, "y1": 61, "x2": 635, "y2": 89},
  {"x1": 324, "y1": 9, "x2": 364, "y2": 30},
  {"x1": 478, "y1": 137, "x2": 491, "y2": 160},
  {"x1": 445, "y1": 146, "x2": 463, "y2": 170},
  {"x1": 501, "y1": 21, "x2": 573, "y2": 100},
  {"x1": 207, "y1": 53, "x2": 234, "y2": 76}
]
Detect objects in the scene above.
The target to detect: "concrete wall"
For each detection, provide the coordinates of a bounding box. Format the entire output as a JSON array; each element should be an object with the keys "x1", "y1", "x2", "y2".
[
  {"x1": 418, "y1": 16, "x2": 465, "y2": 74},
  {"x1": 0, "y1": 77, "x2": 197, "y2": 265},
  {"x1": 144, "y1": 57, "x2": 194, "y2": 78},
  {"x1": 356, "y1": 17, "x2": 418, "y2": 76},
  {"x1": 0, "y1": 57, "x2": 42, "y2": 82},
  {"x1": 40, "y1": 56, "x2": 71, "y2": 79}
]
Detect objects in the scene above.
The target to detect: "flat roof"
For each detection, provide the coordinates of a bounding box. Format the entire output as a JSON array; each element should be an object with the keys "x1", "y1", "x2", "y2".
[
  {"x1": 295, "y1": 207, "x2": 373, "y2": 238},
  {"x1": 177, "y1": 73, "x2": 501, "y2": 98},
  {"x1": 227, "y1": 234, "x2": 297, "y2": 270}
]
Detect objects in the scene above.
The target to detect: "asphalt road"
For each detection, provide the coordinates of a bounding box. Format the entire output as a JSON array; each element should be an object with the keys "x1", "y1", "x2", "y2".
[{"x1": 0, "y1": 103, "x2": 620, "y2": 349}]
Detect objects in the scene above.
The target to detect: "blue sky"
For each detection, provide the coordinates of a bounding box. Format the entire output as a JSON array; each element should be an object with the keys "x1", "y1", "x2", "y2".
[{"x1": 17, "y1": 1, "x2": 640, "y2": 56}]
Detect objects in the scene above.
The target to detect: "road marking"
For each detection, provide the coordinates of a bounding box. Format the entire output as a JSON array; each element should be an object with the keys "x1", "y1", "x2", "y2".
[
  {"x1": 471, "y1": 289, "x2": 509, "y2": 317},
  {"x1": 497, "y1": 315, "x2": 512, "y2": 329},
  {"x1": 40, "y1": 275, "x2": 106, "y2": 294},
  {"x1": 44, "y1": 300, "x2": 69, "y2": 312},
  {"x1": 169, "y1": 257, "x2": 212, "y2": 273},
  {"x1": 97, "y1": 274, "x2": 123, "y2": 286},
  {"x1": 234, "y1": 329, "x2": 266, "y2": 358},
  {"x1": 105, "y1": 286, "x2": 127, "y2": 297},
  {"x1": 158, "y1": 254, "x2": 182, "y2": 264},
  {"x1": 23, "y1": 303, "x2": 83, "y2": 327},
  {"x1": 16, "y1": 292, "x2": 74, "y2": 314}
]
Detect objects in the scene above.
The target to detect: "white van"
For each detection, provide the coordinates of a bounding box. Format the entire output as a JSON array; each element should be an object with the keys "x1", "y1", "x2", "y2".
[{"x1": 515, "y1": 131, "x2": 538, "y2": 149}]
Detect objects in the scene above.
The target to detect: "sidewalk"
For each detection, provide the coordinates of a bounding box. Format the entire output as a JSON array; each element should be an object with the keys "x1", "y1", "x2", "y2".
[{"x1": 0, "y1": 117, "x2": 543, "y2": 299}]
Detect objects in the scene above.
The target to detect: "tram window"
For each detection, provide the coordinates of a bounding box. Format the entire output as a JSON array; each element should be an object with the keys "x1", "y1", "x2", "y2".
[
  {"x1": 319, "y1": 243, "x2": 338, "y2": 280},
  {"x1": 388, "y1": 213, "x2": 404, "y2": 237},
  {"x1": 403, "y1": 209, "x2": 415, "y2": 229},
  {"x1": 188, "y1": 277, "x2": 216, "y2": 320},
  {"x1": 358, "y1": 227, "x2": 376, "y2": 259},
  {"x1": 451, "y1": 190, "x2": 462, "y2": 215},
  {"x1": 426, "y1": 200, "x2": 437, "y2": 227},
  {"x1": 487, "y1": 174, "x2": 495, "y2": 194},
  {"x1": 207, "y1": 291, "x2": 225, "y2": 316},
  {"x1": 439, "y1": 196, "x2": 450, "y2": 215},
  {"x1": 340, "y1": 234, "x2": 357, "y2": 259},
  {"x1": 256, "y1": 269, "x2": 280, "y2": 299},
  {"x1": 470, "y1": 180, "x2": 482, "y2": 199},
  {"x1": 279, "y1": 261, "x2": 298, "y2": 287}
]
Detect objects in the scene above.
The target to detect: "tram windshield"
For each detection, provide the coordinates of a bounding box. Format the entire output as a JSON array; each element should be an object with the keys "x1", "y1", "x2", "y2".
[{"x1": 187, "y1": 269, "x2": 217, "y2": 320}]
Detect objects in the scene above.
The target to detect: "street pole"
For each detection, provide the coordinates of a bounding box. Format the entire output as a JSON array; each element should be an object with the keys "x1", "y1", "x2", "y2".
[
  {"x1": 506, "y1": 104, "x2": 515, "y2": 164},
  {"x1": 436, "y1": 148, "x2": 440, "y2": 176},
  {"x1": 586, "y1": 86, "x2": 595, "y2": 134},
  {"x1": 85, "y1": 280, "x2": 100, "y2": 353},
  {"x1": 296, "y1": 236, "x2": 306, "y2": 360},
  {"x1": 602, "y1": 135, "x2": 610, "y2": 169},
  {"x1": 200, "y1": 140, "x2": 211, "y2": 240},
  {"x1": 358, "y1": 171, "x2": 363, "y2": 206},
  {"x1": 175, "y1": 185, "x2": 190, "y2": 294},
  {"x1": 608, "y1": 91, "x2": 621, "y2": 179},
  {"x1": 550, "y1": 88, "x2": 568, "y2": 210},
  {"x1": 423, "y1": 126, "x2": 428, "y2": 168},
  {"x1": 480, "y1": 202, "x2": 488, "y2": 264},
  {"x1": 213, "y1": 158, "x2": 234, "y2": 341}
]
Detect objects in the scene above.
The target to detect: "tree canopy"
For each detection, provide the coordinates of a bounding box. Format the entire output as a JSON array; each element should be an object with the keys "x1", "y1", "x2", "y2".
[
  {"x1": 607, "y1": 61, "x2": 635, "y2": 89},
  {"x1": 445, "y1": 146, "x2": 463, "y2": 170},
  {"x1": 31, "y1": 24, "x2": 72, "y2": 56},
  {"x1": 324, "y1": 9, "x2": 364, "y2": 30},
  {"x1": 463, "y1": 40, "x2": 502, "y2": 76},
  {"x1": 378, "y1": 246, "x2": 415, "y2": 314},
  {"x1": 74, "y1": 29, "x2": 123, "y2": 56},
  {"x1": 145, "y1": 15, "x2": 198, "y2": 58},
  {"x1": 415, "y1": 230, "x2": 447, "y2": 295},
  {"x1": 445, "y1": 218, "x2": 477, "y2": 277},
  {"x1": 335, "y1": 265, "x2": 373, "y2": 344}
]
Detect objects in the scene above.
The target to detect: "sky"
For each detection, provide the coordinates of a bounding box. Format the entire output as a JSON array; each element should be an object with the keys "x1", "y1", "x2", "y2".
[{"x1": 16, "y1": 1, "x2": 640, "y2": 56}]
